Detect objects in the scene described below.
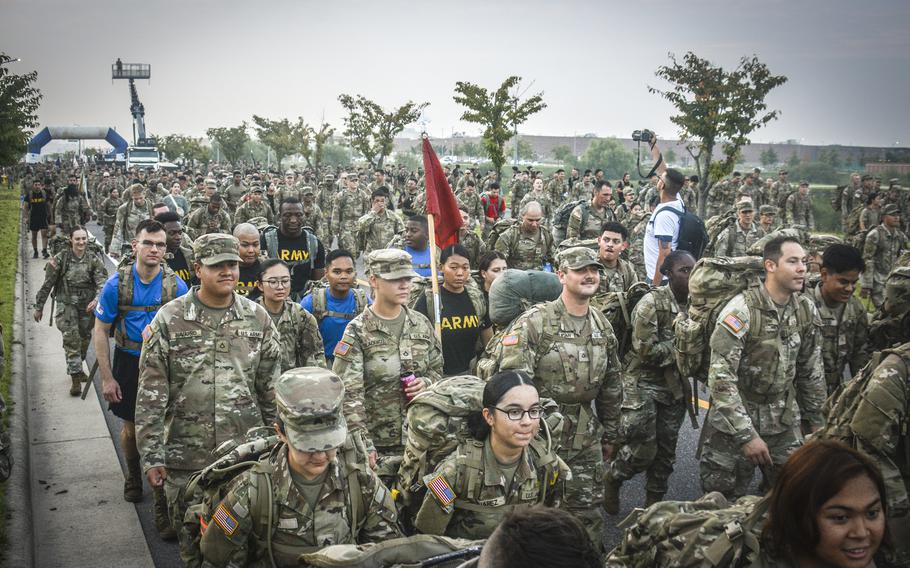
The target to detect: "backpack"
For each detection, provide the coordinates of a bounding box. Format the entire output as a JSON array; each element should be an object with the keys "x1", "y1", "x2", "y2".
[
  {"x1": 180, "y1": 429, "x2": 368, "y2": 568},
  {"x1": 650, "y1": 204, "x2": 709, "y2": 260},
  {"x1": 551, "y1": 199, "x2": 588, "y2": 241},
  {"x1": 485, "y1": 218, "x2": 517, "y2": 250},
  {"x1": 556, "y1": 237, "x2": 599, "y2": 252},
  {"x1": 703, "y1": 212, "x2": 736, "y2": 256},
  {"x1": 262, "y1": 225, "x2": 318, "y2": 270},
  {"x1": 831, "y1": 184, "x2": 846, "y2": 214},
  {"x1": 745, "y1": 227, "x2": 809, "y2": 257},
  {"x1": 487, "y1": 269, "x2": 562, "y2": 328},
  {"x1": 593, "y1": 281, "x2": 655, "y2": 360},
  {"x1": 672, "y1": 256, "x2": 766, "y2": 383},
  {"x1": 113, "y1": 262, "x2": 179, "y2": 352},
  {"x1": 605, "y1": 492, "x2": 768, "y2": 567},
  {"x1": 307, "y1": 281, "x2": 369, "y2": 323},
  {"x1": 844, "y1": 204, "x2": 864, "y2": 237},
  {"x1": 299, "y1": 535, "x2": 483, "y2": 568}
]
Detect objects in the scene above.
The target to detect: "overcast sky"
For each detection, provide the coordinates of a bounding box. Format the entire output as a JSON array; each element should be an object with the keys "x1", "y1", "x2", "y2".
[{"x1": 4, "y1": 0, "x2": 909, "y2": 153}]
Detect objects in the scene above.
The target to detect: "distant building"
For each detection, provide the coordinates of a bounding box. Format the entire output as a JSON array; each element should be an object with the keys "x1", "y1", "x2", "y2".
[{"x1": 866, "y1": 162, "x2": 910, "y2": 175}]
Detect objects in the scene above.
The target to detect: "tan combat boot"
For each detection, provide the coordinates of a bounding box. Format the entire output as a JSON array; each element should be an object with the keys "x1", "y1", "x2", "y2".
[
  {"x1": 645, "y1": 491, "x2": 664, "y2": 507},
  {"x1": 603, "y1": 474, "x2": 622, "y2": 515},
  {"x1": 69, "y1": 374, "x2": 82, "y2": 396},
  {"x1": 153, "y1": 487, "x2": 176, "y2": 540},
  {"x1": 123, "y1": 455, "x2": 143, "y2": 503}
]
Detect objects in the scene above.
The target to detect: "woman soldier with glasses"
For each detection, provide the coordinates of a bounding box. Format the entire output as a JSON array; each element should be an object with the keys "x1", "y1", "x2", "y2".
[
  {"x1": 257, "y1": 258, "x2": 326, "y2": 372},
  {"x1": 413, "y1": 370, "x2": 570, "y2": 539}
]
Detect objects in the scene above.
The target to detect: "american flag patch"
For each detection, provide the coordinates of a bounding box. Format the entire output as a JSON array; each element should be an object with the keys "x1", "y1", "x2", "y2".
[
  {"x1": 428, "y1": 474, "x2": 456, "y2": 507},
  {"x1": 501, "y1": 334, "x2": 519, "y2": 347},
  {"x1": 722, "y1": 314, "x2": 745, "y2": 333},
  {"x1": 212, "y1": 503, "x2": 238, "y2": 536},
  {"x1": 334, "y1": 341, "x2": 351, "y2": 356}
]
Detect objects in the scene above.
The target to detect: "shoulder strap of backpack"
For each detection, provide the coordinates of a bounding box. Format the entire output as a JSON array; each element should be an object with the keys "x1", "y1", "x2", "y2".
[
  {"x1": 263, "y1": 226, "x2": 279, "y2": 259},
  {"x1": 339, "y1": 438, "x2": 364, "y2": 533},
  {"x1": 310, "y1": 286, "x2": 328, "y2": 322},
  {"x1": 306, "y1": 229, "x2": 318, "y2": 270}
]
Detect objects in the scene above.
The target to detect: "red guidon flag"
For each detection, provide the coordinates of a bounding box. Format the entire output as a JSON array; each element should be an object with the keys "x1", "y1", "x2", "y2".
[{"x1": 422, "y1": 137, "x2": 463, "y2": 248}]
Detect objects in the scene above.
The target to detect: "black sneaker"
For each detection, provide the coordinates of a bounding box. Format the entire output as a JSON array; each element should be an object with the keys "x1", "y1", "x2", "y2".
[
  {"x1": 32, "y1": 250, "x2": 39, "y2": 259},
  {"x1": 42, "y1": 249, "x2": 49, "y2": 259}
]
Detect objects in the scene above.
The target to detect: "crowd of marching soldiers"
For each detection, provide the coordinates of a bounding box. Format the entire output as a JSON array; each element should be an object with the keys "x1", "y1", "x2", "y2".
[{"x1": 10, "y1": 157, "x2": 910, "y2": 566}]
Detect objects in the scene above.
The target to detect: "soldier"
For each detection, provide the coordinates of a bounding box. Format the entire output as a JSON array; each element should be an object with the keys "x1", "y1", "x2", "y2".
[
  {"x1": 604, "y1": 250, "x2": 695, "y2": 511},
  {"x1": 679, "y1": 176, "x2": 698, "y2": 212},
  {"x1": 163, "y1": 181, "x2": 189, "y2": 217},
  {"x1": 257, "y1": 258, "x2": 326, "y2": 372},
  {"x1": 494, "y1": 202, "x2": 555, "y2": 271},
  {"x1": 185, "y1": 193, "x2": 233, "y2": 241},
  {"x1": 546, "y1": 169, "x2": 568, "y2": 204},
  {"x1": 317, "y1": 173, "x2": 336, "y2": 216},
  {"x1": 222, "y1": 169, "x2": 247, "y2": 213},
  {"x1": 785, "y1": 181, "x2": 815, "y2": 229},
  {"x1": 135, "y1": 233, "x2": 283, "y2": 560},
  {"x1": 457, "y1": 180, "x2": 485, "y2": 233},
  {"x1": 569, "y1": 170, "x2": 594, "y2": 202},
  {"x1": 518, "y1": 178, "x2": 553, "y2": 224},
  {"x1": 861, "y1": 204, "x2": 908, "y2": 308},
  {"x1": 705, "y1": 172, "x2": 740, "y2": 218},
  {"x1": 492, "y1": 246, "x2": 623, "y2": 549},
  {"x1": 596, "y1": 222, "x2": 639, "y2": 294},
  {"x1": 758, "y1": 204, "x2": 780, "y2": 235},
  {"x1": 566, "y1": 181, "x2": 617, "y2": 240},
  {"x1": 300, "y1": 186, "x2": 326, "y2": 244},
  {"x1": 94, "y1": 219, "x2": 190, "y2": 537},
  {"x1": 399, "y1": 177, "x2": 422, "y2": 218},
  {"x1": 25, "y1": 178, "x2": 51, "y2": 258},
  {"x1": 109, "y1": 183, "x2": 152, "y2": 258},
  {"x1": 331, "y1": 175, "x2": 371, "y2": 254},
  {"x1": 480, "y1": 182, "x2": 507, "y2": 241},
  {"x1": 98, "y1": 186, "x2": 121, "y2": 253},
  {"x1": 509, "y1": 170, "x2": 531, "y2": 218},
  {"x1": 199, "y1": 367, "x2": 403, "y2": 566},
  {"x1": 700, "y1": 236, "x2": 826, "y2": 499},
  {"x1": 457, "y1": 207, "x2": 487, "y2": 266},
  {"x1": 711, "y1": 200, "x2": 764, "y2": 257},
  {"x1": 54, "y1": 174, "x2": 92, "y2": 234},
  {"x1": 33, "y1": 226, "x2": 107, "y2": 395},
  {"x1": 261, "y1": 197, "x2": 326, "y2": 301},
  {"x1": 614, "y1": 185, "x2": 638, "y2": 226},
  {"x1": 769, "y1": 169, "x2": 792, "y2": 210},
  {"x1": 413, "y1": 371, "x2": 569, "y2": 539},
  {"x1": 332, "y1": 249, "x2": 442, "y2": 479},
  {"x1": 357, "y1": 189, "x2": 404, "y2": 258},
  {"x1": 233, "y1": 185, "x2": 274, "y2": 227},
  {"x1": 808, "y1": 244, "x2": 869, "y2": 395},
  {"x1": 155, "y1": 211, "x2": 196, "y2": 286}
]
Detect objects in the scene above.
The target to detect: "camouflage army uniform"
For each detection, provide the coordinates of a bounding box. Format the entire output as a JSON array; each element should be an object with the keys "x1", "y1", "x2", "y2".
[
  {"x1": 808, "y1": 282, "x2": 869, "y2": 395},
  {"x1": 706, "y1": 181, "x2": 735, "y2": 218},
  {"x1": 222, "y1": 182, "x2": 248, "y2": 213},
  {"x1": 135, "y1": 236, "x2": 283, "y2": 550},
  {"x1": 546, "y1": 178, "x2": 568, "y2": 204},
  {"x1": 493, "y1": 289, "x2": 623, "y2": 548},
  {"x1": 233, "y1": 200, "x2": 274, "y2": 227},
  {"x1": 493, "y1": 225, "x2": 554, "y2": 271},
  {"x1": 413, "y1": 437, "x2": 568, "y2": 540},
  {"x1": 863, "y1": 222, "x2": 909, "y2": 308},
  {"x1": 700, "y1": 285, "x2": 826, "y2": 499},
  {"x1": 458, "y1": 229, "x2": 487, "y2": 266},
  {"x1": 98, "y1": 196, "x2": 121, "y2": 251},
  {"x1": 605, "y1": 285, "x2": 685, "y2": 499},
  {"x1": 276, "y1": 184, "x2": 303, "y2": 206},
  {"x1": 316, "y1": 180, "x2": 336, "y2": 215},
  {"x1": 713, "y1": 222, "x2": 764, "y2": 257},
  {"x1": 679, "y1": 185, "x2": 698, "y2": 212},
  {"x1": 109, "y1": 200, "x2": 152, "y2": 255},
  {"x1": 331, "y1": 189, "x2": 371, "y2": 254},
  {"x1": 53, "y1": 192, "x2": 92, "y2": 232},
  {"x1": 509, "y1": 179, "x2": 531, "y2": 217},
  {"x1": 566, "y1": 203, "x2": 616, "y2": 240},
  {"x1": 597, "y1": 259, "x2": 640, "y2": 294},
  {"x1": 769, "y1": 179, "x2": 792, "y2": 210},
  {"x1": 569, "y1": 179, "x2": 594, "y2": 202},
  {"x1": 357, "y1": 210, "x2": 405, "y2": 257},
  {"x1": 785, "y1": 192, "x2": 815, "y2": 229},
  {"x1": 258, "y1": 298, "x2": 327, "y2": 372},
  {"x1": 518, "y1": 191, "x2": 553, "y2": 222},
  {"x1": 332, "y1": 305, "x2": 443, "y2": 462},
  {"x1": 626, "y1": 213, "x2": 651, "y2": 280},
  {"x1": 185, "y1": 206, "x2": 233, "y2": 241},
  {"x1": 34, "y1": 248, "x2": 107, "y2": 376},
  {"x1": 457, "y1": 191, "x2": 484, "y2": 227}
]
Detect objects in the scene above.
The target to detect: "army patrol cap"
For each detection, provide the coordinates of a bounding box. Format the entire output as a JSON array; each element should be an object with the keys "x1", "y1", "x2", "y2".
[
  {"x1": 778, "y1": 169, "x2": 788, "y2": 175},
  {"x1": 736, "y1": 200, "x2": 755, "y2": 213},
  {"x1": 759, "y1": 205, "x2": 778, "y2": 215},
  {"x1": 557, "y1": 246, "x2": 604, "y2": 271},
  {"x1": 193, "y1": 233, "x2": 241, "y2": 266},
  {"x1": 246, "y1": 216, "x2": 270, "y2": 231},
  {"x1": 324, "y1": 174, "x2": 335, "y2": 181},
  {"x1": 204, "y1": 178, "x2": 217, "y2": 188},
  {"x1": 367, "y1": 249, "x2": 420, "y2": 280},
  {"x1": 799, "y1": 180, "x2": 810, "y2": 187},
  {"x1": 276, "y1": 368, "x2": 347, "y2": 452},
  {"x1": 301, "y1": 185, "x2": 315, "y2": 195},
  {"x1": 250, "y1": 185, "x2": 264, "y2": 193},
  {"x1": 882, "y1": 204, "x2": 901, "y2": 217}
]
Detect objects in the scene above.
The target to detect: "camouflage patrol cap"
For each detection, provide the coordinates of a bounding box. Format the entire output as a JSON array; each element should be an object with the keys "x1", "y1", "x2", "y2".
[
  {"x1": 759, "y1": 205, "x2": 778, "y2": 215},
  {"x1": 250, "y1": 185, "x2": 264, "y2": 193},
  {"x1": 882, "y1": 204, "x2": 901, "y2": 217},
  {"x1": 275, "y1": 367, "x2": 347, "y2": 452},
  {"x1": 735, "y1": 200, "x2": 755, "y2": 213},
  {"x1": 778, "y1": 169, "x2": 788, "y2": 175},
  {"x1": 324, "y1": 174, "x2": 335, "y2": 181},
  {"x1": 862, "y1": 174, "x2": 874, "y2": 181},
  {"x1": 193, "y1": 233, "x2": 241, "y2": 266},
  {"x1": 557, "y1": 246, "x2": 604, "y2": 271},
  {"x1": 247, "y1": 216, "x2": 271, "y2": 231},
  {"x1": 799, "y1": 180, "x2": 810, "y2": 187},
  {"x1": 366, "y1": 249, "x2": 420, "y2": 280},
  {"x1": 301, "y1": 185, "x2": 315, "y2": 195},
  {"x1": 884, "y1": 266, "x2": 910, "y2": 315},
  {"x1": 204, "y1": 178, "x2": 217, "y2": 188}
]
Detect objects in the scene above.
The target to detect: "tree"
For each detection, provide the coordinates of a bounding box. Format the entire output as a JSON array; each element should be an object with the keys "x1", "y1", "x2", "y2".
[
  {"x1": 0, "y1": 53, "x2": 42, "y2": 166},
  {"x1": 818, "y1": 148, "x2": 842, "y2": 169},
  {"x1": 759, "y1": 147, "x2": 779, "y2": 167},
  {"x1": 453, "y1": 76, "x2": 546, "y2": 179},
  {"x1": 788, "y1": 151, "x2": 801, "y2": 168},
  {"x1": 299, "y1": 122, "x2": 335, "y2": 171},
  {"x1": 551, "y1": 144, "x2": 575, "y2": 165},
  {"x1": 337, "y1": 94, "x2": 427, "y2": 169},
  {"x1": 649, "y1": 52, "x2": 787, "y2": 216},
  {"x1": 510, "y1": 138, "x2": 537, "y2": 161},
  {"x1": 576, "y1": 138, "x2": 636, "y2": 178},
  {"x1": 251, "y1": 116, "x2": 307, "y2": 169},
  {"x1": 206, "y1": 124, "x2": 249, "y2": 164},
  {"x1": 321, "y1": 143, "x2": 351, "y2": 168},
  {"x1": 158, "y1": 134, "x2": 210, "y2": 165},
  {"x1": 663, "y1": 147, "x2": 678, "y2": 165},
  {"x1": 454, "y1": 140, "x2": 482, "y2": 158}
]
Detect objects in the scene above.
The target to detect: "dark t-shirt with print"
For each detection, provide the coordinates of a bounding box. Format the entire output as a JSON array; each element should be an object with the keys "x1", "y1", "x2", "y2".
[{"x1": 414, "y1": 287, "x2": 489, "y2": 375}]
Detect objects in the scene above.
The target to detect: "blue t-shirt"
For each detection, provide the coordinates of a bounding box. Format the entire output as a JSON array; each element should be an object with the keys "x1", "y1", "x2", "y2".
[
  {"x1": 95, "y1": 266, "x2": 189, "y2": 356},
  {"x1": 301, "y1": 288, "x2": 371, "y2": 361},
  {"x1": 405, "y1": 246, "x2": 432, "y2": 277}
]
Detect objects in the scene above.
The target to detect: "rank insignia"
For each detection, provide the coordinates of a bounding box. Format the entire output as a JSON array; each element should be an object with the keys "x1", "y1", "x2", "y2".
[
  {"x1": 212, "y1": 503, "x2": 238, "y2": 536},
  {"x1": 501, "y1": 334, "x2": 519, "y2": 347}
]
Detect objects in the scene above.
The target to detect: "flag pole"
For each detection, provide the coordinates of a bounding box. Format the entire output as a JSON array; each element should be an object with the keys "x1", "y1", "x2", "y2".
[{"x1": 427, "y1": 212, "x2": 442, "y2": 343}]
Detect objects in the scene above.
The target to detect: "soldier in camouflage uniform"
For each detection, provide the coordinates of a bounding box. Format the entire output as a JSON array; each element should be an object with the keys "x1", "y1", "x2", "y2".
[
  {"x1": 199, "y1": 367, "x2": 403, "y2": 567},
  {"x1": 257, "y1": 258, "x2": 326, "y2": 372},
  {"x1": 53, "y1": 174, "x2": 93, "y2": 233},
  {"x1": 222, "y1": 170, "x2": 248, "y2": 213},
  {"x1": 332, "y1": 249, "x2": 443, "y2": 480},
  {"x1": 566, "y1": 181, "x2": 617, "y2": 240},
  {"x1": 300, "y1": 187, "x2": 327, "y2": 244},
  {"x1": 135, "y1": 233, "x2": 283, "y2": 561},
  {"x1": 862, "y1": 204, "x2": 909, "y2": 308},
  {"x1": 785, "y1": 181, "x2": 815, "y2": 229},
  {"x1": 596, "y1": 222, "x2": 639, "y2": 294},
  {"x1": 110, "y1": 183, "x2": 153, "y2": 257},
  {"x1": 711, "y1": 200, "x2": 764, "y2": 257},
  {"x1": 233, "y1": 185, "x2": 274, "y2": 227},
  {"x1": 492, "y1": 246, "x2": 623, "y2": 550},
  {"x1": 509, "y1": 171, "x2": 532, "y2": 218},
  {"x1": 185, "y1": 193, "x2": 233, "y2": 241},
  {"x1": 357, "y1": 190, "x2": 404, "y2": 258},
  {"x1": 604, "y1": 251, "x2": 695, "y2": 511},
  {"x1": 494, "y1": 202, "x2": 555, "y2": 271},
  {"x1": 457, "y1": 181, "x2": 484, "y2": 232},
  {"x1": 545, "y1": 169, "x2": 568, "y2": 205},
  {"x1": 317, "y1": 174, "x2": 336, "y2": 216},
  {"x1": 457, "y1": 208, "x2": 487, "y2": 266},
  {"x1": 758, "y1": 204, "x2": 780, "y2": 235},
  {"x1": 569, "y1": 170, "x2": 594, "y2": 203},
  {"x1": 519, "y1": 178, "x2": 554, "y2": 222},
  {"x1": 808, "y1": 244, "x2": 870, "y2": 395},
  {"x1": 98, "y1": 187, "x2": 121, "y2": 253},
  {"x1": 331, "y1": 176, "x2": 371, "y2": 254},
  {"x1": 700, "y1": 236, "x2": 826, "y2": 499},
  {"x1": 705, "y1": 173, "x2": 741, "y2": 218},
  {"x1": 769, "y1": 169, "x2": 792, "y2": 210},
  {"x1": 33, "y1": 226, "x2": 107, "y2": 395}
]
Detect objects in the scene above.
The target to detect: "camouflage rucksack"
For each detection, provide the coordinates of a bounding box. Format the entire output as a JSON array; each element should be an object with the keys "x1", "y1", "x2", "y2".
[
  {"x1": 672, "y1": 256, "x2": 766, "y2": 383},
  {"x1": 605, "y1": 492, "x2": 768, "y2": 567},
  {"x1": 556, "y1": 237, "x2": 598, "y2": 252},
  {"x1": 484, "y1": 218, "x2": 517, "y2": 250},
  {"x1": 592, "y1": 281, "x2": 654, "y2": 360},
  {"x1": 844, "y1": 204, "x2": 864, "y2": 237},
  {"x1": 299, "y1": 535, "x2": 483, "y2": 568},
  {"x1": 745, "y1": 227, "x2": 809, "y2": 257},
  {"x1": 486, "y1": 269, "x2": 562, "y2": 329},
  {"x1": 703, "y1": 211, "x2": 736, "y2": 256},
  {"x1": 551, "y1": 199, "x2": 589, "y2": 242}
]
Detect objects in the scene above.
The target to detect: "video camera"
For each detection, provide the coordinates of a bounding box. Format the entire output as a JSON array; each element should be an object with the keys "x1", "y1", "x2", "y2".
[{"x1": 631, "y1": 129, "x2": 655, "y2": 144}]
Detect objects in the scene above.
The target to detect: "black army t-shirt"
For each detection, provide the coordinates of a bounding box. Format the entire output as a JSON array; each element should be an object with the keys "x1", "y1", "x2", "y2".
[
  {"x1": 167, "y1": 248, "x2": 196, "y2": 286},
  {"x1": 263, "y1": 230, "x2": 326, "y2": 296},
  {"x1": 237, "y1": 260, "x2": 262, "y2": 301},
  {"x1": 415, "y1": 287, "x2": 489, "y2": 376}
]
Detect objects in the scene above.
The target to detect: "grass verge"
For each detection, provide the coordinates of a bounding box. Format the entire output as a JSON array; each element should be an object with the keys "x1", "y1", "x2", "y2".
[{"x1": 0, "y1": 187, "x2": 22, "y2": 558}]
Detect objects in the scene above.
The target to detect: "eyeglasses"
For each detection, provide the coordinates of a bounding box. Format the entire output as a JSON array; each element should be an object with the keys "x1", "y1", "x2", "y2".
[
  {"x1": 262, "y1": 278, "x2": 291, "y2": 289},
  {"x1": 138, "y1": 240, "x2": 167, "y2": 250},
  {"x1": 493, "y1": 406, "x2": 542, "y2": 421}
]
